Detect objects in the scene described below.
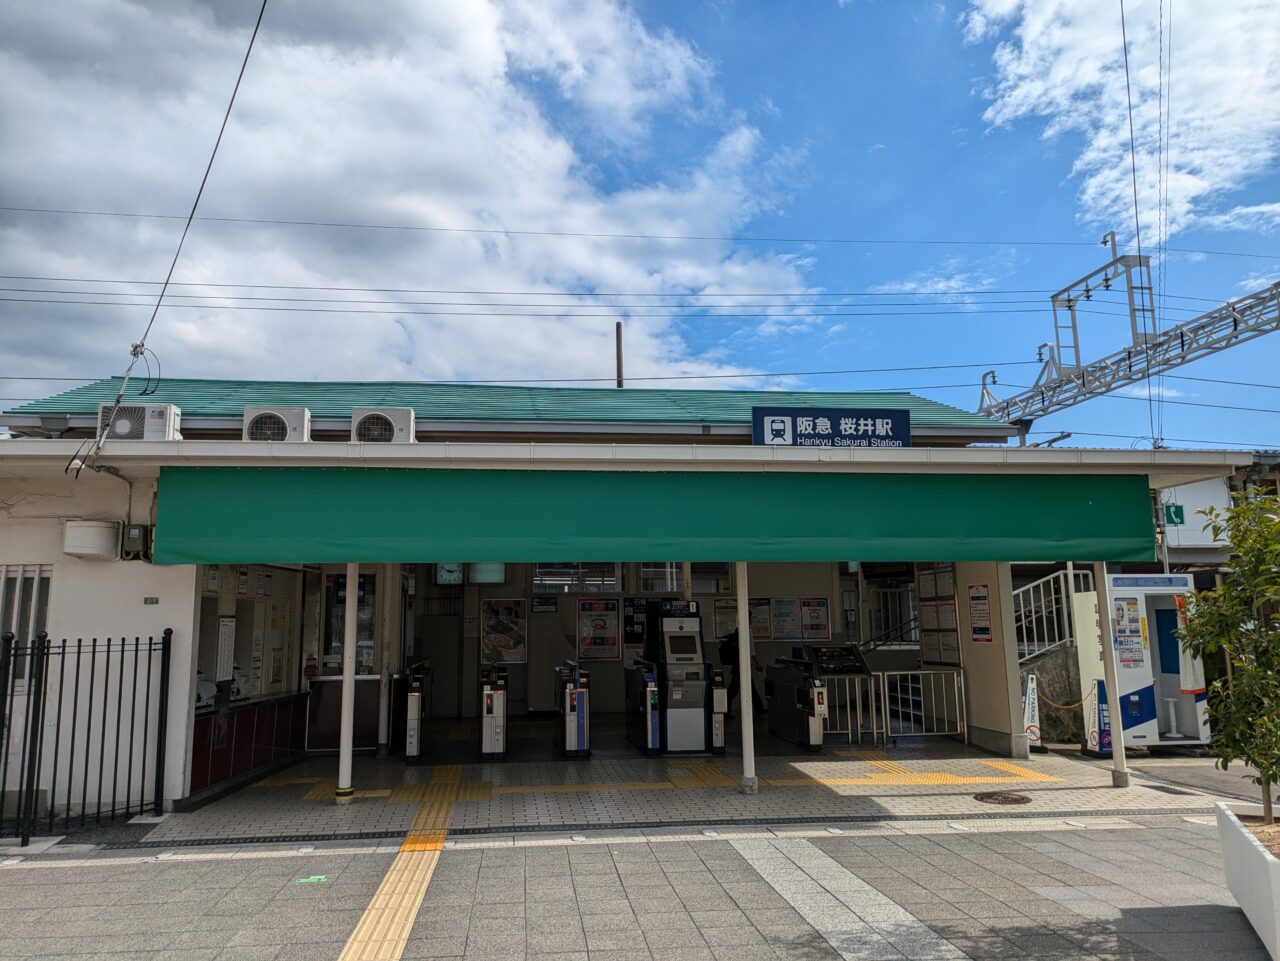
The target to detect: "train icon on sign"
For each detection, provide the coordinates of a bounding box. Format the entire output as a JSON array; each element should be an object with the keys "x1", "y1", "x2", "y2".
[{"x1": 765, "y1": 416, "x2": 792, "y2": 445}]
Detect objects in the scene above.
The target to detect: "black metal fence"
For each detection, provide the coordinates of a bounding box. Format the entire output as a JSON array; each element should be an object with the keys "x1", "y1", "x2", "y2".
[{"x1": 0, "y1": 629, "x2": 172, "y2": 845}]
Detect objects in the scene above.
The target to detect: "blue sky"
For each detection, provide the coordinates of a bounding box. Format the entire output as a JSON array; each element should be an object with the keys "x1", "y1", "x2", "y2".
[{"x1": 1, "y1": 0, "x2": 1277, "y2": 449}]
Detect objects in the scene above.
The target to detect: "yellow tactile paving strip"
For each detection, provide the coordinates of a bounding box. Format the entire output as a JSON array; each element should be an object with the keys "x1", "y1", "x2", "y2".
[
  {"x1": 336, "y1": 848, "x2": 441, "y2": 961},
  {"x1": 337, "y1": 766, "x2": 465, "y2": 961}
]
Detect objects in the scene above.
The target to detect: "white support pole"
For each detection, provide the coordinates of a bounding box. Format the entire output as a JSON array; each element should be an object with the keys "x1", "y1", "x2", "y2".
[
  {"x1": 681, "y1": 562, "x2": 693, "y2": 602},
  {"x1": 1092, "y1": 561, "x2": 1129, "y2": 787},
  {"x1": 336, "y1": 562, "x2": 359, "y2": 805},
  {"x1": 734, "y1": 561, "x2": 757, "y2": 795}
]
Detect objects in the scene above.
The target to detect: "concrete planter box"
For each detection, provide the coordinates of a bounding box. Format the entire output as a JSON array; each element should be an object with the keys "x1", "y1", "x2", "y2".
[{"x1": 1217, "y1": 801, "x2": 1280, "y2": 960}]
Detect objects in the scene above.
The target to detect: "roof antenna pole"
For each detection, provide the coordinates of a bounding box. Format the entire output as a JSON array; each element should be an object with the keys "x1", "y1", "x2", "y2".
[{"x1": 615, "y1": 321, "x2": 624, "y2": 389}]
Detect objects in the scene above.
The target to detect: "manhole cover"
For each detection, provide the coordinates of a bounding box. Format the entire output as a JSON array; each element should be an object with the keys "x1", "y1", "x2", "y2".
[{"x1": 973, "y1": 791, "x2": 1031, "y2": 805}]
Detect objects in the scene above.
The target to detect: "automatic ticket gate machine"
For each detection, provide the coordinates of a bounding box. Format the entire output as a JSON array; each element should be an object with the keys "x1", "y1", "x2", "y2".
[
  {"x1": 480, "y1": 664, "x2": 508, "y2": 761},
  {"x1": 625, "y1": 659, "x2": 661, "y2": 755},
  {"x1": 764, "y1": 658, "x2": 829, "y2": 751},
  {"x1": 553, "y1": 660, "x2": 591, "y2": 757},
  {"x1": 404, "y1": 661, "x2": 432, "y2": 765}
]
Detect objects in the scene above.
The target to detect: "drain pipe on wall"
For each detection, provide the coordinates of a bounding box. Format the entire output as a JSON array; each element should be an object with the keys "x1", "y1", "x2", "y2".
[
  {"x1": 1092, "y1": 561, "x2": 1130, "y2": 788},
  {"x1": 335, "y1": 562, "x2": 359, "y2": 805},
  {"x1": 735, "y1": 561, "x2": 757, "y2": 795}
]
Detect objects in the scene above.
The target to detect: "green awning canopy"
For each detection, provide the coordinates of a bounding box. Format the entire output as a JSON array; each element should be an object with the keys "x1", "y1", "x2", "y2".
[{"x1": 153, "y1": 466, "x2": 1155, "y2": 564}]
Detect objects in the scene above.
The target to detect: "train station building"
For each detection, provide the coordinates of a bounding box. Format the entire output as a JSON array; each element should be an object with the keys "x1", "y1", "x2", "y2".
[{"x1": 0, "y1": 378, "x2": 1249, "y2": 836}]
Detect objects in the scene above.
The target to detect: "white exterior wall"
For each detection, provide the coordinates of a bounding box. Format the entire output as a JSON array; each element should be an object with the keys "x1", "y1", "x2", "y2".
[
  {"x1": 0, "y1": 471, "x2": 199, "y2": 808},
  {"x1": 954, "y1": 561, "x2": 1027, "y2": 758},
  {"x1": 1162, "y1": 477, "x2": 1231, "y2": 549}
]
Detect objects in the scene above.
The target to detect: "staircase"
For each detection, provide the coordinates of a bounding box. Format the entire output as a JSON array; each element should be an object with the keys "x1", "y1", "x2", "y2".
[{"x1": 1013, "y1": 568, "x2": 1093, "y2": 664}]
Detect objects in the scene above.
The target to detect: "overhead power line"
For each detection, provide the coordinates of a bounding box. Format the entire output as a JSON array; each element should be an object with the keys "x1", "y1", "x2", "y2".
[
  {"x1": 1030, "y1": 429, "x2": 1277, "y2": 449},
  {"x1": 0, "y1": 360, "x2": 1043, "y2": 387},
  {"x1": 0, "y1": 275, "x2": 1228, "y2": 303},
  {"x1": 0, "y1": 295, "x2": 1162, "y2": 322},
  {"x1": 0, "y1": 206, "x2": 1273, "y2": 260},
  {"x1": 0, "y1": 286, "x2": 1206, "y2": 314},
  {"x1": 1004, "y1": 384, "x2": 1280, "y2": 416}
]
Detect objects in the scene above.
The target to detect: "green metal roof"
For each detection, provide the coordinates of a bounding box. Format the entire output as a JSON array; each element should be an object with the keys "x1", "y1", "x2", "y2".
[{"x1": 4, "y1": 377, "x2": 1005, "y2": 429}]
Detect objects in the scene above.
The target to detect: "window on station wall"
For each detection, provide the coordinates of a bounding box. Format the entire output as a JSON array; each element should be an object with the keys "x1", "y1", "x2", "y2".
[
  {"x1": 638, "y1": 562, "x2": 683, "y2": 594},
  {"x1": 531, "y1": 562, "x2": 621, "y2": 593},
  {"x1": 690, "y1": 562, "x2": 732, "y2": 595},
  {"x1": 0, "y1": 564, "x2": 52, "y2": 681},
  {"x1": 322, "y1": 572, "x2": 377, "y2": 675}
]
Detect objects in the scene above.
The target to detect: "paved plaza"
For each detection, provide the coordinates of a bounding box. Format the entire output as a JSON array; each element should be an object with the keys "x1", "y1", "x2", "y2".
[
  {"x1": 1, "y1": 815, "x2": 1267, "y2": 960},
  {"x1": 2, "y1": 741, "x2": 1271, "y2": 960}
]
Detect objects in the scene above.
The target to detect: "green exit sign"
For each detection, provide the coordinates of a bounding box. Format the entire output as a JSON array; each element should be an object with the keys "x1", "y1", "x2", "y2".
[{"x1": 1164, "y1": 504, "x2": 1185, "y2": 526}]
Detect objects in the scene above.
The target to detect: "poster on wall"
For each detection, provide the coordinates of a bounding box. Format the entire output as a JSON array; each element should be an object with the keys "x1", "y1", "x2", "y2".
[
  {"x1": 216, "y1": 616, "x2": 236, "y2": 682},
  {"x1": 713, "y1": 599, "x2": 738, "y2": 641},
  {"x1": 480, "y1": 598, "x2": 527, "y2": 664},
  {"x1": 623, "y1": 598, "x2": 648, "y2": 649},
  {"x1": 800, "y1": 597, "x2": 831, "y2": 640},
  {"x1": 968, "y1": 584, "x2": 992, "y2": 642},
  {"x1": 1111, "y1": 596, "x2": 1146, "y2": 668},
  {"x1": 771, "y1": 598, "x2": 802, "y2": 641},
  {"x1": 577, "y1": 598, "x2": 621, "y2": 661},
  {"x1": 749, "y1": 598, "x2": 773, "y2": 640}
]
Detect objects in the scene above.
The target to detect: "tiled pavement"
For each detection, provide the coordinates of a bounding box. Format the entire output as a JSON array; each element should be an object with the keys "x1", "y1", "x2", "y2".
[
  {"x1": 0, "y1": 818, "x2": 1267, "y2": 960},
  {"x1": 138, "y1": 748, "x2": 1220, "y2": 845}
]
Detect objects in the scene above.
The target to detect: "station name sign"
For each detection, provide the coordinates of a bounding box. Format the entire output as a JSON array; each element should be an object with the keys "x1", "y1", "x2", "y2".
[{"x1": 751, "y1": 406, "x2": 911, "y2": 448}]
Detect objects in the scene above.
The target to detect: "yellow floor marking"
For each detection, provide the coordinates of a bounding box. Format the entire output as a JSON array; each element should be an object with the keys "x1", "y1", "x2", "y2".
[
  {"x1": 401, "y1": 765, "x2": 462, "y2": 851},
  {"x1": 304, "y1": 778, "x2": 339, "y2": 800},
  {"x1": 981, "y1": 760, "x2": 1061, "y2": 782},
  {"x1": 255, "y1": 775, "x2": 323, "y2": 788},
  {"x1": 455, "y1": 780, "x2": 493, "y2": 801},
  {"x1": 336, "y1": 848, "x2": 441, "y2": 961},
  {"x1": 353, "y1": 789, "x2": 393, "y2": 799}
]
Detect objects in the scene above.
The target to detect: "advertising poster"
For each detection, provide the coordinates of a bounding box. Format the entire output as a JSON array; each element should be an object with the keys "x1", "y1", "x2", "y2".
[
  {"x1": 749, "y1": 598, "x2": 773, "y2": 640},
  {"x1": 800, "y1": 597, "x2": 831, "y2": 640},
  {"x1": 577, "y1": 598, "x2": 621, "y2": 661},
  {"x1": 967, "y1": 584, "x2": 992, "y2": 642},
  {"x1": 216, "y1": 616, "x2": 236, "y2": 682},
  {"x1": 1111, "y1": 596, "x2": 1145, "y2": 668},
  {"x1": 481, "y1": 598, "x2": 527, "y2": 664},
  {"x1": 771, "y1": 598, "x2": 802, "y2": 641},
  {"x1": 713, "y1": 598, "x2": 738, "y2": 641}
]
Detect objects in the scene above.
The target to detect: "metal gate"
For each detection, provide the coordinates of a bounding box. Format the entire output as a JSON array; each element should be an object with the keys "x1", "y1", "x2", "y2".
[{"x1": 1, "y1": 629, "x2": 172, "y2": 845}]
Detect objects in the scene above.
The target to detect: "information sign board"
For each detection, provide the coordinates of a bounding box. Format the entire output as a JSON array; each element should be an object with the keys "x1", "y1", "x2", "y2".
[{"x1": 751, "y1": 407, "x2": 911, "y2": 448}]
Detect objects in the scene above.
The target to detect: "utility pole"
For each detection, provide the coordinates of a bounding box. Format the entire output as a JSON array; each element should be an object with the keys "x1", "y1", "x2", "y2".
[{"x1": 615, "y1": 321, "x2": 624, "y2": 388}]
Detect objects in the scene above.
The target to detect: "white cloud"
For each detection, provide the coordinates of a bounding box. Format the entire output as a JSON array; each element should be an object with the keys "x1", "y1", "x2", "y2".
[
  {"x1": 868, "y1": 256, "x2": 999, "y2": 296},
  {"x1": 1236, "y1": 270, "x2": 1280, "y2": 293},
  {"x1": 1200, "y1": 203, "x2": 1280, "y2": 234},
  {"x1": 0, "y1": 1, "x2": 813, "y2": 390},
  {"x1": 1119, "y1": 384, "x2": 1184, "y2": 399},
  {"x1": 964, "y1": 0, "x2": 1280, "y2": 243}
]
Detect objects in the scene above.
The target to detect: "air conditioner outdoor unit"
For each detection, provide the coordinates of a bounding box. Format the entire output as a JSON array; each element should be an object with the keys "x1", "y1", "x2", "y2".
[
  {"x1": 351, "y1": 407, "x2": 415, "y2": 444},
  {"x1": 97, "y1": 403, "x2": 182, "y2": 441},
  {"x1": 242, "y1": 406, "x2": 311, "y2": 442}
]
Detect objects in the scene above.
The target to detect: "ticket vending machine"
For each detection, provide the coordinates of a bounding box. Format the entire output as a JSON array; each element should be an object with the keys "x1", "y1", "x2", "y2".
[
  {"x1": 1096, "y1": 573, "x2": 1210, "y2": 749},
  {"x1": 480, "y1": 664, "x2": 508, "y2": 760},
  {"x1": 655, "y1": 613, "x2": 708, "y2": 752},
  {"x1": 553, "y1": 660, "x2": 591, "y2": 758}
]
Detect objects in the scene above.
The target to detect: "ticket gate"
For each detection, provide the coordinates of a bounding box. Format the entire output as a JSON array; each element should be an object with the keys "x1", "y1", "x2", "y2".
[
  {"x1": 765, "y1": 658, "x2": 829, "y2": 751},
  {"x1": 480, "y1": 664, "x2": 508, "y2": 761},
  {"x1": 404, "y1": 662, "x2": 432, "y2": 765},
  {"x1": 625, "y1": 660, "x2": 661, "y2": 755},
  {"x1": 553, "y1": 660, "x2": 591, "y2": 758},
  {"x1": 709, "y1": 667, "x2": 728, "y2": 755}
]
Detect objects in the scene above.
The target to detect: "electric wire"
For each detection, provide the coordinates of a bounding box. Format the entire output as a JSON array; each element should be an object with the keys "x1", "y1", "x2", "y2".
[
  {"x1": 1004, "y1": 384, "x2": 1280, "y2": 416},
  {"x1": 1119, "y1": 0, "x2": 1158, "y2": 446},
  {"x1": 0, "y1": 274, "x2": 1230, "y2": 303},
  {"x1": 0, "y1": 286, "x2": 1208, "y2": 314},
  {"x1": 0, "y1": 206, "x2": 1273, "y2": 260},
  {"x1": 0, "y1": 296, "x2": 1170, "y2": 322},
  {"x1": 77, "y1": 0, "x2": 268, "y2": 474},
  {"x1": 1029, "y1": 430, "x2": 1278, "y2": 449}
]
